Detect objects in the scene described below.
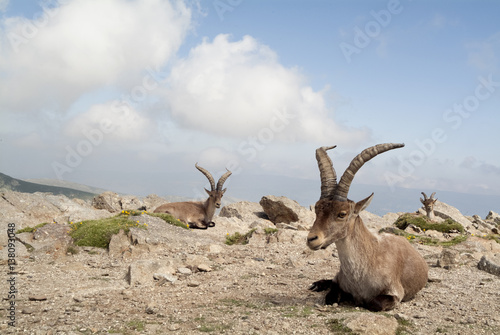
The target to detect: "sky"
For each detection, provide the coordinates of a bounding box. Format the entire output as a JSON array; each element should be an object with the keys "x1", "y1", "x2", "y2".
[{"x1": 0, "y1": 0, "x2": 499, "y2": 213}]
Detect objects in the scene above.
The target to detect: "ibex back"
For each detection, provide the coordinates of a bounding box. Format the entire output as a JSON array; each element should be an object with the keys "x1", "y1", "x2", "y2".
[{"x1": 307, "y1": 143, "x2": 428, "y2": 311}]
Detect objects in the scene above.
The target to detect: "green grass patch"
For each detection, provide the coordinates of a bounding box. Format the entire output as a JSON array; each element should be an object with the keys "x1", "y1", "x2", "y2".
[
  {"x1": 395, "y1": 317, "x2": 414, "y2": 335},
  {"x1": 281, "y1": 306, "x2": 314, "y2": 318},
  {"x1": 326, "y1": 318, "x2": 352, "y2": 333},
  {"x1": 147, "y1": 212, "x2": 189, "y2": 229},
  {"x1": 69, "y1": 210, "x2": 190, "y2": 248},
  {"x1": 264, "y1": 227, "x2": 278, "y2": 235},
  {"x1": 225, "y1": 229, "x2": 257, "y2": 245},
  {"x1": 379, "y1": 227, "x2": 468, "y2": 247},
  {"x1": 394, "y1": 213, "x2": 464, "y2": 233},
  {"x1": 126, "y1": 320, "x2": 145, "y2": 332},
  {"x1": 70, "y1": 216, "x2": 147, "y2": 248},
  {"x1": 478, "y1": 233, "x2": 500, "y2": 244},
  {"x1": 16, "y1": 222, "x2": 49, "y2": 234}
]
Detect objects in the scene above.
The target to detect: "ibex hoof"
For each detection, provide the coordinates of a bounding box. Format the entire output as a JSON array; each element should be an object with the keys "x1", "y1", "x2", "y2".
[
  {"x1": 309, "y1": 279, "x2": 334, "y2": 292},
  {"x1": 207, "y1": 221, "x2": 215, "y2": 227}
]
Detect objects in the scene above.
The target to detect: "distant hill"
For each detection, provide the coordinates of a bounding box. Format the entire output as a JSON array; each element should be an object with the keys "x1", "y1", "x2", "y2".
[
  {"x1": 24, "y1": 178, "x2": 109, "y2": 195},
  {"x1": 0, "y1": 172, "x2": 97, "y2": 201}
]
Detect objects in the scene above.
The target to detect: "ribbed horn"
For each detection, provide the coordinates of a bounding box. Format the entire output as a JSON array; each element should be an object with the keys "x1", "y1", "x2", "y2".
[
  {"x1": 430, "y1": 192, "x2": 436, "y2": 199},
  {"x1": 216, "y1": 168, "x2": 232, "y2": 191},
  {"x1": 421, "y1": 192, "x2": 428, "y2": 200},
  {"x1": 195, "y1": 163, "x2": 216, "y2": 191},
  {"x1": 335, "y1": 143, "x2": 404, "y2": 201},
  {"x1": 316, "y1": 146, "x2": 337, "y2": 199}
]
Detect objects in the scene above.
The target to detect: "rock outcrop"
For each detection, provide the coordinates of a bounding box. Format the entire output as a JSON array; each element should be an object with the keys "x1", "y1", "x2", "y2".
[{"x1": 259, "y1": 195, "x2": 315, "y2": 229}]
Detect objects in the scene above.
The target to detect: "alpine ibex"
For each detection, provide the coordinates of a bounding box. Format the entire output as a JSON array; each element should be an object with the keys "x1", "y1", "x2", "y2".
[
  {"x1": 307, "y1": 143, "x2": 428, "y2": 311},
  {"x1": 153, "y1": 164, "x2": 232, "y2": 229},
  {"x1": 420, "y1": 192, "x2": 437, "y2": 221}
]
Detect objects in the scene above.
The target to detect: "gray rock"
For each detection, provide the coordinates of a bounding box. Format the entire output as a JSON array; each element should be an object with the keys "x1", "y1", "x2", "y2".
[
  {"x1": 485, "y1": 211, "x2": 500, "y2": 225},
  {"x1": 126, "y1": 260, "x2": 176, "y2": 286},
  {"x1": 437, "y1": 249, "x2": 462, "y2": 269},
  {"x1": 478, "y1": 254, "x2": 500, "y2": 277},
  {"x1": 108, "y1": 229, "x2": 131, "y2": 257},
  {"x1": 219, "y1": 201, "x2": 266, "y2": 221},
  {"x1": 141, "y1": 194, "x2": 168, "y2": 212},
  {"x1": 259, "y1": 195, "x2": 314, "y2": 226},
  {"x1": 153, "y1": 273, "x2": 178, "y2": 283},
  {"x1": 92, "y1": 191, "x2": 122, "y2": 212},
  {"x1": 430, "y1": 200, "x2": 474, "y2": 231},
  {"x1": 177, "y1": 267, "x2": 192, "y2": 275},
  {"x1": 120, "y1": 195, "x2": 143, "y2": 211}
]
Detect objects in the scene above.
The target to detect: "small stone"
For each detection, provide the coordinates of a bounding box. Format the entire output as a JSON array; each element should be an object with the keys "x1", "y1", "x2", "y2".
[
  {"x1": 187, "y1": 281, "x2": 201, "y2": 287},
  {"x1": 197, "y1": 264, "x2": 212, "y2": 272},
  {"x1": 29, "y1": 295, "x2": 48, "y2": 301},
  {"x1": 177, "y1": 267, "x2": 192, "y2": 275},
  {"x1": 145, "y1": 303, "x2": 157, "y2": 314},
  {"x1": 154, "y1": 273, "x2": 178, "y2": 283}
]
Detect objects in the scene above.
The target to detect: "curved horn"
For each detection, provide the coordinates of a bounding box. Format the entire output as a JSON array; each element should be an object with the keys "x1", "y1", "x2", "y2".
[
  {"x1": 195, "y1": 163, "x2": 215, "y2": 191},
  {"x1": 421, "y1": 192, "x2": 429, "y2": 200},
  {"x1": 430, "y1": 192, "x2": 436, "y2": 199},
  {"x1": 336, "y1": 143, "x2": 405, "y2": 200},
  {"x1": 216, "y1": 168, "x2": 232, "y2": 191},
  {"x1": 316, "y1": 146, "x2": 337, "y2": 199}
]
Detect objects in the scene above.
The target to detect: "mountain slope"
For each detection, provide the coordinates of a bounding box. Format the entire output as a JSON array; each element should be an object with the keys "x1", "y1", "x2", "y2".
[{"x1": 0, "y1": 172, "x2": 97, "y2": 201}]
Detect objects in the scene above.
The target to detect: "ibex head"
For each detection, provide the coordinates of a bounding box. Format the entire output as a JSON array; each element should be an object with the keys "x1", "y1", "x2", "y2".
[
  {"x1": 420, "y1": 192, "x2": 437, "y2": 212},
  {"x1": 307, "y1": 143, "x2": 404, "y2": 250},
  {"x1": 195, "y1": 163, "x2": 232, "y2": 208}
]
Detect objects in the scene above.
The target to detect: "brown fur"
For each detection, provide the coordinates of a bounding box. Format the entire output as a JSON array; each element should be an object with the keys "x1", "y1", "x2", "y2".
[
  {"x1": 307, "y1": 144, "x2": 428, "y2": 311},
  {"x1": 153, "y1": 164, "x2": 231, "y2": 229},
  {"x1": 420, "y1": 192, "x2": 437, "y2": 221}
]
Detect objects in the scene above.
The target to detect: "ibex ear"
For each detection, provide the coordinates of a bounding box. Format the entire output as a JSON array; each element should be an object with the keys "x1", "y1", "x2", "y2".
[
  {"x1": 204, "y1": 188, "x2": 211, "y2": 195},
  {"x1": 354, "y1": 193, "x2": 374, "y2": 214},
  {"x1": 420, "y1": 198, "x2": 424, "y2": 204},
  {"x1": 221, "y1": 188, "x2": 227, "y2": 194}
]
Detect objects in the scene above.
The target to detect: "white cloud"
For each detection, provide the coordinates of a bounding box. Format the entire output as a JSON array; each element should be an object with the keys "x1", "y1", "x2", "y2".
[
  {"x1": 63, "y1": 101, "x2": 154, "y2": 142},
  {"x1": 0, "y1": 0, "x2": 192, "y2": 113},
  {"x1": 165, "y1": 34, "x2": 370, "y2": 145}
]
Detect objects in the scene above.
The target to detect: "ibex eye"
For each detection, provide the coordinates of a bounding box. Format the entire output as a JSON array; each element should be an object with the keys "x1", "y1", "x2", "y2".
[{"x1": 338, "y1": 211, "x2": 347, "y2": 218}]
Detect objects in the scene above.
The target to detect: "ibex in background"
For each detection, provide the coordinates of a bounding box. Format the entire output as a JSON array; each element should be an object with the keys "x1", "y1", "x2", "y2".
[
  {"x1": 307, "y1": 143, "x2": 428, "y2": 311},
  {"x1": 154, "y1": 164, "x2": 232, "y2": 229},
  {"x1": 420, "y1": 192, "x2": 437, "y2": 221}
]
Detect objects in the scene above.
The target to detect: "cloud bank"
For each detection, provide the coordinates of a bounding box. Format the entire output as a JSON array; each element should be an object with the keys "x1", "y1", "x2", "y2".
[
  {"x1": 165, "y1": 34, "x2": 370, "y2": 144},
  {"x1": 0, "y1": 0, "x2": 192, "y2": 113}
]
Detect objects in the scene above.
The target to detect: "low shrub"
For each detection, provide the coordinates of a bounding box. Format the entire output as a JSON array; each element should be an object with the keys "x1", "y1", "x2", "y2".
[{"x1": 394, "y1": 213, "x2": 464, "y2": 233}]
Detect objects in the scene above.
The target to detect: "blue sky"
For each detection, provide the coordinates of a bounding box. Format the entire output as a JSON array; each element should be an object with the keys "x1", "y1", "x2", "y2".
[{"x1": 1, "y1": 0, "x2": 499, "y2": 210}]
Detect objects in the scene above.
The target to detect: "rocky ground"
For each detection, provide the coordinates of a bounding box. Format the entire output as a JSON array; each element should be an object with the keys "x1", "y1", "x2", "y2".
[{"x1": 1, "y1": 191, "x2": 500, "y2": 334}]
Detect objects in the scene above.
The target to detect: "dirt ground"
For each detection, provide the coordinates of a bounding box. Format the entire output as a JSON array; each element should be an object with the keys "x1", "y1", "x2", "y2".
[{"x1": 2, "y1": 214, "x2": 500, "y2": 335}]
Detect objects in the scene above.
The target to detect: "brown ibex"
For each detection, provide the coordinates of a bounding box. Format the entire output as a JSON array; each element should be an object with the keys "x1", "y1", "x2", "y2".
[
  {"x1": 153, "y1": 164, "x2": 232, "y2": 229},
  {"x1": 307, "y1": 143, "x2": 428, "y2": 311},
  {"x1": 420, "y1": 192, "x2": 437, "y2": 221}
]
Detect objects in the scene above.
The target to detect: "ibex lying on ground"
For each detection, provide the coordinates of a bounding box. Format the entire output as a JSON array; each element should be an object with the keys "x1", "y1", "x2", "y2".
[
  {"x1": 420, "y1": 192, "x2": 437, "y2": 221},
  {"x1": 154, "y1": 164, "x2": 232, "y2": 229},
  {"x1": 307, "y1": 143, "x2": 428, "y2": 311}
]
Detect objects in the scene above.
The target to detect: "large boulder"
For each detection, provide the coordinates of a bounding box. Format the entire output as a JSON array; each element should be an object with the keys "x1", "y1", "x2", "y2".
[
  {"x1": 219, "y1": 201, "x2": 266, "y2": 221},
  {"x1": 478, "y1": 254, "x2": 500, "y2": 277},
  {"x1": 92, "y1": 191, "x2": 122, "y2": 212},
  {"x1": 486, "y1": 211, "x2": 500, "y2": 225},
  {"x1": 142, "y1": 194, "x2": 168, "y2": 212},
  {"x1": 259, "y1": 195, "x2": 315, "y2": 227}
]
